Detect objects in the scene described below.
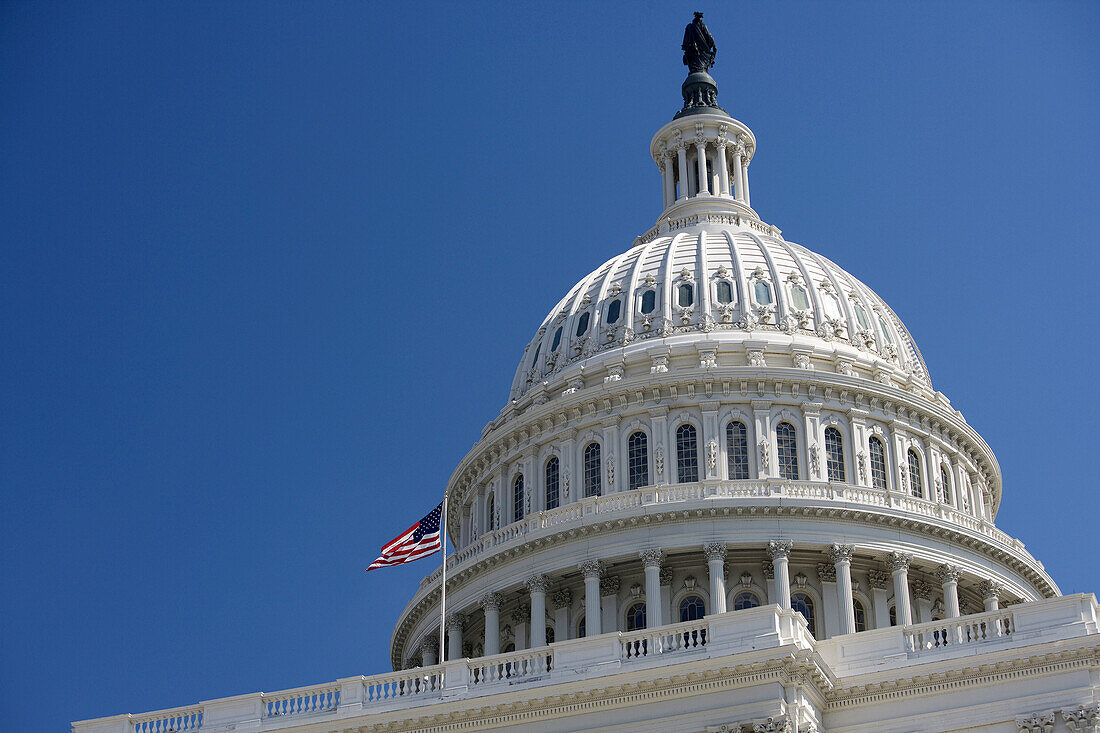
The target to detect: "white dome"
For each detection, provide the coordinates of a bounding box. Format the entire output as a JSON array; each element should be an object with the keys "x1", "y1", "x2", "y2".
[{"x1": 510, "y1": 226, "x2": 929, "y2": 402}]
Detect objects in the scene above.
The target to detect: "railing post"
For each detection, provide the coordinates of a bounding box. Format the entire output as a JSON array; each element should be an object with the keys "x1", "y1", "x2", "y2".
[
  {"x1": 337, "y1": 675, "x2": 366, "y2": 714},
  {"x1": 442, "y1": 659, "x2": 469, "y2": 698},
  {"x1": 70, "y1": 714, "x2": 133, "y2": 733}
]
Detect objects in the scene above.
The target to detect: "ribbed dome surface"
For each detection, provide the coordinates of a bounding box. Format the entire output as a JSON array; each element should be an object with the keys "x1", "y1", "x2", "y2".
[{"x1": 510, "y1": 228, "x2": 929, "y2": 400}]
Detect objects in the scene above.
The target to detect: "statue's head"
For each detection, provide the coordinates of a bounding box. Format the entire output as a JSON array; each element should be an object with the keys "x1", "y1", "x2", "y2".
[{"x1": 693, "y1": 12, "x2": 704, "y2": 20}]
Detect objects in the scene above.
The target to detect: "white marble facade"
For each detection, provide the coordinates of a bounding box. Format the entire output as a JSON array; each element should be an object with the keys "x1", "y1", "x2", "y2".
[{"x1": 73, "y1": 27, "x2": 1100, "y2": 733}]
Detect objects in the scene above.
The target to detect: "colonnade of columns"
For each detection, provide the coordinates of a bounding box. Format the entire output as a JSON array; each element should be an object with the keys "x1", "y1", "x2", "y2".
[
  {"x1": 420, "y1": 543, "x2": 1010, "y2": 667},
  {"x1": 660, "y1": 137, "x2": 751, "y2": 208}
]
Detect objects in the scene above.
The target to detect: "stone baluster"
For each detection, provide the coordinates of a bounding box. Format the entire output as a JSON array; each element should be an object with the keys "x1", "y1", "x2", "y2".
[
  {"x1": 704, "y1": 542, "x2": 728, "y2": 615},
  {"x1": 446, "y1": 613, "x2": 464, "y2": 660},
  {"x1": 480, "y1": 592, "x2": 502, "y2": 656},
  {"x1": 767, "y1": 540, "x2": 793, "y2": 610},
  {"x1": 887, "y1": 552, "x2": 913, "y2": 626},
  {"x1": 527, "y1": 575, "x2": 550, "y2": 648},
  {"x1": 830, "y1": 544, "x2": 857, "y2": 635},
  {"x1": 580, "y1": 560, "x2": 603, "y2": 636},
  {"x1": 937, "y1": 564, "x2": 961, "y2": 618}
]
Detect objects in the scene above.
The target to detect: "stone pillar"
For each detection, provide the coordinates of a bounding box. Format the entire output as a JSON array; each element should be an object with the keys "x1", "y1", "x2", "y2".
[
  {"x1": 446, "y1": 613, "x2": 464, "y2": 660},
  {"x1": 676, "y1": 144, "x2": 689, "y2": 200},
  {"x1": 603, "y1": 419, "x2": 621, "y2": 493},
  {"x1": 650, "y1": 409, "x2": 669, "y2": 485},
  {"x1": 830, "y1": 544, "x2": 857, "y2": 635},
  {"x1": 481, "y1": 592, "x2": 501, "y2": 656},
  {"x1": 704, "y1": 542, "x2": 728, "y2": 615},
  {"x1": 979, "y1": 580, "x2": 1002, "y2": 611},
  {"x1": 551, "y1": 589, "x2": 572, "y2": 641},
  {"x1": 701, "y1": 401, "x2": 721, "y2": 480},
  {"x1": 753, "y1": 401, "x2": 773, "y2": 479},
  {"x1": 767, "y1": 540, "x2": 793, "y2": 610},
  {"x1": 912, "y1": 579, "x2": 933, "y2": 623},
  {"x1": 817, "y1": 562, "x2": 839, "y2": 639},
  {"x1": 937, "y1": 564, "x2": 961, "y2": 618},
  {"x1": 420, "y1": 637, "x2": 438, "y2": 667},
  {"x1": 527, "y1": 575, "x2": 550, "y2": 648},
  {"x1": 580, "y1": 560, "x2": 602, "y2": 636},
  {"x1": 640, "y1": 549, "x2": 664, "y2": 628},
  {"x1": 510, "y1": 604, "x2": 529, "y2": 650},
  {"x1": 659, "y1": 566, "x2": 673, "y2": 624},
  {"x1": 600, "y1": 576, "x2": 620, "y2": 633},
  {"x1": 695, "y1": 140, "x2": 709, "y2": 195},
  {"x1": 561, "y1": 431, "x2": 576, "y2": 504},
  {"x1": 662, "y1": 152, "x2": 675, "y2": 208},
  {"x1": 741, "y1": 156, "x2": 751, "y2": 207},
  {"x1": 887, "y1": 552, "x2": 913, "y2": 626},
  {"x1": 762, "y1": 560, "x2": 776, "y2": 605},
  {"x1": 717, "y1": 143, "x2": 731, "y2": 196},
  {"x1": 730, "y1": 143, "x2": 745, "y2": 201},
  {"x1": 868, "y1": 569, "x2": 891, "y2": 629}
]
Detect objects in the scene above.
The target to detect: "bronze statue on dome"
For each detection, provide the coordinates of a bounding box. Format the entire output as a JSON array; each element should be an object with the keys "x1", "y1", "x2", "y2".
[{"x1": 682, "y1": 12, "x2": 716, "y2": 73}]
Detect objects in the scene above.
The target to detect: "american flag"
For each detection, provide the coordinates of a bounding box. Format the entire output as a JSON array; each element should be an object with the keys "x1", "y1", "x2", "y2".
[{"x1": 366, "y1": 501, "x2": 444, "y2": 571}]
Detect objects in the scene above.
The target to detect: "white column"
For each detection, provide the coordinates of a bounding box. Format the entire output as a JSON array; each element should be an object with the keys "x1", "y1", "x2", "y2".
[
  {"x1": 869, "y1": 570, "x2": 891, "y2": 628},
  {"x1": 580, "y1": 560, "x2": 602, "y2": 636},
  {"x1": 660, "y1": 567, "x2": 673, "y2": 624},
  {"x1": 481, "y1": 592, "x2": 501, "y2": 656},
  {"x1": 676, "y1": 144, "x2": 689, "y2": 200},
  {"x1": 819, "y1": 563, "x2": 839, "y2": 639},
  {"x1": 888, "y1": 552, "x2": 913, "y2": 626},
  {"x1": 717, "y1": 143, "x2": 730, "y2": 196},
  {"x1": 980, "y1": 580, "x2": 1002, "y2": 611},
  {"x1": 730, "y1": 144, "x2": 745, "y2": 201},
  {"x1": 662, "y1": 152, "x2": 675, "y2": 208},
  {"x1": 446, "y1": 613, "x2": 464, "y2": 660},
  {"x1": 831, "y1": 544, "x2": 856, "y2": 635},
  {"x1": 938, "y1": 564, "x2": 961, "y2": 618},
  {"x1": 704, "y1": 542, "x2": 728, "y2": 614},
  {"x1": 701, "y1": 402, "x2": 720, "y2": 481},
  {"x1": 420, "y1": 638, "x2": 438, "y2": 667},
  {"x1": 695, "y1": 140, "x2": 709, "y2": 195},
  {"x1": 527, "y1": 575, "x2": 549, "y2": 647},
  {"x1": 561, "y1": 431, "x2": 576, "y2": 504},
  {"x1": 768, "y1": 540, "x2": 793, "y2": 610},
  {"x1": 650, "y1": 408, "x2": 669, "y2": 485},
  {"x1": 741, "y1": 155, "x2": 751, "y2": 207},
  {"x1": 640, "y1": 549, "x2": 664, "y2": 628},
  {"x1": 551, "y1": 589, "x2": 572, "y2": 641},
  {"x1": 600, "y1": 576, "x2": 620, "y2": 632},
  {"x1": 603, "y1": 420, "x2": 621, "y2": 493}
]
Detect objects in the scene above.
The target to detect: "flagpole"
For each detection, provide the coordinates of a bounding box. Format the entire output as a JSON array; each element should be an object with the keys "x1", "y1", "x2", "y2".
[{"x1": 439, "y1": 490, "x2": 448, "y2": 664}]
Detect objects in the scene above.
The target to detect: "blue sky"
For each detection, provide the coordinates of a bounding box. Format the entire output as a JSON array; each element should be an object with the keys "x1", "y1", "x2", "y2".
[{"x1": 1, "y1": 2, "x2": 1098, "y2": 731}]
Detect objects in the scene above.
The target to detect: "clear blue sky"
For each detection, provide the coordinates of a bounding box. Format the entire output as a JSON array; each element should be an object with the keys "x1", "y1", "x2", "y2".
[{"x1": 1, "y1": 2, "x2": 1097, "y2": 730}]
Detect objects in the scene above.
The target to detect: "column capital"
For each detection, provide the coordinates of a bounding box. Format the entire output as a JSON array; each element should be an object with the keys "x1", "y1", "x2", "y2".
[
  {"x1": 752, "y1": 715, "x2": 792, "y2": 733},
  {"x1": 526, "y1": 574, "x2": 551, "y2": 593},
  {"x1": 828, "y1": 543, "x2": 855, "y2": 565},
  {"x1": 1061, "y1": 704, "x2": 1100, "y2": 732},
  {"x1": 579, "y1": 559, "x2": 603, "y2": 579},
  {"x1": 867, "y1": 569, "x2": 891, "y2": 590},
  {"x1": 936, "y1": 563, "x2": 961, "y2": 583},
  {"x1": 978, "y1": 579, "x2": 1003, "y2": 601},
  {"x1": 1016, "y1": 712, "x2": 1056, "y2": 733},
  {"x1": 479, "y1": 592, "x2": 502, "y2": 610},
  {"x1": 639, "y1": 548, "x2": 664, "y2": 568},
  {"x1": 419, "y1": 637, "x2": 439, "y2": 655},
  {"x1": 886, "y1": 551, "x2": 912, "y2": 572},
  {"x1": 767, "y1": 539, "x2": 793, "y2": 560},
  {"x1": 703, "y1": 541, "x2": 728, "y2": 562},
  {"x1": 446, "y1": 612, "x2": 464, "y2": 632},
  {"x1": 550, "y1": 588, "x2": 573, "y2": 609},
  {"x1": 599, "y1": 575, "x2": 621, "y2": 595}
]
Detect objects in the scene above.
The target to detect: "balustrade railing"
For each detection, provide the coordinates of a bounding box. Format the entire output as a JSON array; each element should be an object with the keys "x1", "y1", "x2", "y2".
[
  {"x1": 263, "y1": 684, "x2": 339, "y2": 719},
  {"x1": 620, "y1": 617, "x2": 709, "y2": 660},
  {"x1": 132, "y1": 707, "x2": 203, "y2": 733},
  {"x1": 904, "y1": 609, "x2": 1015, "y2": 652},
  {"x1": 363, "y1": 666, "x2": 445, "y2": 703},
  {"x1": 468, "y1": 647, "x2": 553, "y2": 685}
]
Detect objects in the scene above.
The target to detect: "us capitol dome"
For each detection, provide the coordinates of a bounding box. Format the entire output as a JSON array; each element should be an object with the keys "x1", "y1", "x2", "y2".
[{"x1": 75, "y1": 15, "x2": 1100, "y2": 733}]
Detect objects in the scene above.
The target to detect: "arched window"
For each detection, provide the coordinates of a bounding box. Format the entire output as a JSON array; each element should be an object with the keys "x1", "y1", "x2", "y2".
[
  {"x1": 878, "y1": 317, "x2": 895, "y2": 345},
  {"x1": 754, "y1": 280, "x2": 773, "y2": 305},
  {"x1": 679, "y1": 595, "x2": 706, "y2": 622},
  {"x1": 888, "y1": 605, "x2": 897, "y2": 627},
  {"x1": 869, "y1": 435, "x2": 888, "y2": 490},
  {"x1": 822, "y1": 292, "x2": 842, "y2": 320},
  {"x1": 627, "y1": 431, "x2": 649, "y2": 490},
  {"x1": 678, "y1": 283, "x2": 694, "y2": 307},
  {"x1": 825, "y1": 426, "x2": 846, "y2": 482},
  {"x1": 575, "y1": 311, "x2": 590, "y2": 337},
  {"x1": 907, "y1": 448, "x2": 923, "y2": 498},
  {"x1": 640, "y1": 289, "x2": 656, "y2": 314},
  {"x1": 792, "y1": 593, "x2": 816, "y2": 637},
  {"x1": 487, "y1": 494, "x2": 496, "y2": 530},
  {"x1": 531, "y1": 343, "x2": 541, "y2": 369},
  {"x1": 776, "y1": 422, "x2": 800, "y2": 480},
  {"x1": 940, "y1": 465, "x2": 953, "y2": 506},
  {"x1": 606, "y1": 299, "x2": 622, "y2": 324},
  {"x1": 512, "y1": 474, "x2": 524, "y2": 523},
  {"x1": 545, "y1": 626, "x2": 555, "y2": 645},
  {"x1": 726, "y1": 420, "x2": 749, "y2": 479},
  {"x1": 545, "y1": 456, "x2": 560, "y2": 510},
  {"x1": 583, "y1": 442, "x2": 602, "y2": 497},
  {"x1": 625, "y1": 602, "x2": 647, "y2": 631},
  {"x1": 716, "y1": 280, "x2": 733, "y2": 304},
  {"x1": 854, "y1": 599, "x2": 867, "y2": 632},
  {"x1": 790, "y1": 283, "x2": 810, "y2": 310},
  {"x1": 853, "y1": 302, "x2": 871, "y2": 330},
  {"x1": 551, "y1": 326, "x2": 562, "y2": 351},
  {"x1": 732, "y1": 591, "x2": 760, "y2": 611},
  {"x1": 676, "y1": 423, "x2": 699, "y2": 483},
  {"x1": 577, "y1": 617, "x2": 586, "y2": 638}
]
